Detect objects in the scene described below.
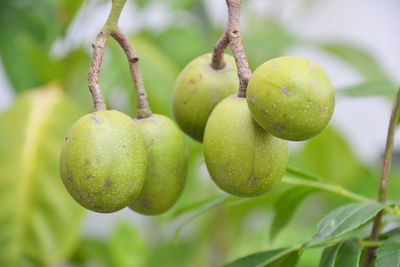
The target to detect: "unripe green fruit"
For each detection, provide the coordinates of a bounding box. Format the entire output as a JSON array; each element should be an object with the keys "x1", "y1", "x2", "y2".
[
  {"x1": 203, "y1": 95, "x2": 289, "y2": 197},
  {"x1": 59, "y1": 110, "x2": 147, "y2": 213},
  {"x1": 173, "y1": 53, "x2": 239, "y2": 142},
  {"x1": 129, "y1": 114, "x2": 188, "y2": 215},
  {"x1": 247, "y1": 56, "x2": 335, "y2": 141}
]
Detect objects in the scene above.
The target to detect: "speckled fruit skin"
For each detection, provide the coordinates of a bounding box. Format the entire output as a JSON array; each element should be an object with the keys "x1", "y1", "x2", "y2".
[
  {"x1": 173, "y1": 53, "x2": 239, "y2": 142},
  {"x1": 246, "y1": 56, "x2": 335, "y2": 141},
  {"x1": 129, "y1": 114, "x2": 188, "y2": 215},
  {"x1": 59, "y1": 110, "x2": 147, "y2": 213},
  {"x1": 203, "y1": 95, "x2": 289, "y2": 197}
]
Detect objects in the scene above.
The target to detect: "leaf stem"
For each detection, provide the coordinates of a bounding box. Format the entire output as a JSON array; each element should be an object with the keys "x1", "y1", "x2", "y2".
[
  {"x1": 363, "y1": 87, "x2": 400, "y2": 267},
  {"x1": 226, "y1": 0, "x2": 251, "y2": 98},
  {"x1": 305, "y1": 238, "x2": 382, "y2": 250},
  {"x1": 173, "y1": 195, "x2": 233, "y2": 243},
  {"x1": 284, "y1": 169, "x2": 399, "y2": 216},
  {"x1": 304, "y1": 238, "x2": 342, "y2": 249},
  {"x1": 211, "y1": 31, "x2": 230, "y2": 70},
  {"x1": 111, "y1": 28, "x2": 152, "y2": 119},
  {"x1": 281, "y1": 176, "x2": 371, "y2": 203},
  {"x1": 88, "y1": 0, "x2": 127, "y2": 111},
  {"x1": 286, "y1": 165, "x2": 324, "y2": 181},
  {"x1": 359, "y1": 240, "x2": 382, "y2": 248}
]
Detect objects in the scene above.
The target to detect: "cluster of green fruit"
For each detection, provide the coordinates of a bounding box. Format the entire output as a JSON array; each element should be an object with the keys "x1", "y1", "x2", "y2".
[
  {"x1": 59, "y1": 53, "x2": 334, "y2": 214},
  {"x1": 59, "y1": 111, "x2": 187, "y2": 214},
  {"x1": 173, "y1": 54, "x2": 335, "y2": 197}
]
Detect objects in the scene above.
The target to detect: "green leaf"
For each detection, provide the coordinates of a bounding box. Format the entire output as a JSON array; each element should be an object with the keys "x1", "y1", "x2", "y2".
[
  {"x1": 375, "y1": 235, "x2": 400, "y2": 267},
  {"x1": 311, "y1": 202, "x2": 389, "y2": 243},
  {"x1": 167, "y1": 195, "x2": 223, "y2": 221},
  {"x1": 318, "y1": 239, "x2": 362, "y2": 267},
  {"x1": 109, "y1": 221, "x2": 148, "y2": 267},
  {"x1": 320, "y1": 43, "x2": 389, "y2": 80},
  {"x1": 289, "y1": 127, "x2": 368, "y2": 187},
  {"x1": 381, "y1": 228, "x2": 400, "y2": 239},
  {"x1": 145, "y1": 26, "x2": 209, "y2": 69},
  {"x1": 173, "y1": 195, "x2": 239, "y2": 242},
  {"x1": 0, "y1": 0, "x2": 83, "y2": 91},
  {"x1": 243, "y1": 20, "x2": 295, "y2": 70},
  {"x1": 134, "y1": 0, "x2": 148, "y2": 8},
  {"x1": 319, "y1": 241, "x2": 341, "y2": 267},
  {"x1": 286, "y1": 166, "x2": 322, "y2": 181},
  {"x1": 169, "y1": 0, "x2": 199, "y2": 10},
  {"x1": 0, "y1": 87, "x2": 86, "y2": 266},
  {"x1": 340, "y1": 80, "x2": 398, "y2": 99},
  {"x1": 222, "y1": 246, "x2": 301, "y2": 267},
  {"x1": 270, "y1": 187, "x2": 315, "y2": 241},
  {"x1": 69, "y1": 238, "x2": 113, "y2": 267}
]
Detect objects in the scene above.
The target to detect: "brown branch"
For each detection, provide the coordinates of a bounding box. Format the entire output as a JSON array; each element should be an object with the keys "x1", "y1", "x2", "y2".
[
  {"x1": 362, "y1": 87, "x2": 400, "y2": 267},
  {"x1": 88, "y1": 0, "x2": 127, "y2": 111},
  {"x1": 226, "y1": 0, "x2": 251, "y2": 98},
  {"x1": 111, "y1": 29, "x2": 152, "y2": 119},
  {"x1": 211, "y1": 31, "x2": 230, "y2": 70}
]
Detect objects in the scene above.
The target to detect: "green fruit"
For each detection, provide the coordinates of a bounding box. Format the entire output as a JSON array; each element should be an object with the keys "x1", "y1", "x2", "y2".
[
  {"x1": 247, "y1": 56, "x2": 335, "y2": 141},
  {"x1": 59, "y1": 110, "x2": 147, "y2": 213},
  {"x1": 203, "y1": 95, "x2": 289, "y2": 197},
  {"x1": 129, "y1": 114, "x2": 188, "y2": 215},
  {"x1": 173, "y1": 53, "x2": 239, "y2": 142}
]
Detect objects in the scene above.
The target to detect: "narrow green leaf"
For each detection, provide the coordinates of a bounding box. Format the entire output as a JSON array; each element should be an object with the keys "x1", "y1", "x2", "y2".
[
  {"x1": 173, "y1": 195, "x2": 239, "y2": 242},
  {"x1": 286, "y1": 165, "x2": 322, "y2": 181},
  {"x1": 222, "y1": 246, "x2": 301, "y2": 267},
  {"x1": 320, "y1": 43, "x2": 389, "y2": 80},
  {"x1": 0, "y1": 0, "x2": 83, "y2": 91},
  {"x1": 109, "y1": 221, "x2": 148, "y2": 267},
  {"x1": 340, "y1": 80, "x2": 397, "y2": 99},
  {"x1": 375, "y1": 235, "x2": 400, "y2": 267},
  {"x1": 289, "y1": 127, "x2": 367, "y2": 187},
  {"x1": 134, "y1": 0, "x2": 148, "y2": 8},
  {"x1": 243, "y1": 20, "x2": 295, "y2": 69},
  {"x1": 381, "y1": 228, "x2": 400, "y2": 239},
  {"x1": 311, "y1": 202, "x2": 389, "y2": 243},
  {"x1": 318, "y1": 239, "x2": 362, "y2": 267},
  {"x1": 270, "y1": 187, "x2": 315, "y2": 240},
  {"x1": 0, "y1": 87, "x2": 85, "y2": 266},
  {"x1": 146, "y1": 26, "x2": 209, "y2": 69},
  {"x1": 335, "y1": 238, "x2": 363, "y2": 266},
  {"x1": 318, "y1": 241, "x2": 342, "y2": 267},
  {"x1": 168, "y1": 195, "x2": 223, "y2": 221},
  {"x1": 169, "y1": 0, "x2": 198, "y2": 9},
  {"x1": 69, "y1": 238, "x2": 113, "y2": 266}
]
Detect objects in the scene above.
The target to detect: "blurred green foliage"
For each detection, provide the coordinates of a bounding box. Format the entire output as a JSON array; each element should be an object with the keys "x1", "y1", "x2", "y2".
[
  {"x1": 0, "y1": 0, "x2": 399, "y2": 266},
  {"x1": 0, "y1": 87, "x2": 85, "y2": 266}
]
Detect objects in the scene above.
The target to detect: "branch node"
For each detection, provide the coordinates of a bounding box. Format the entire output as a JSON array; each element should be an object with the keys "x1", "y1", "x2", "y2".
[
  {"x1": 226, "y1": 0, "x2": 251, "y2": 98},
  {"x1": 230, "y1": 29, "x2": 239, "y2": 37},
  {"x1": 129, "y1": 57, "x2": 139, "y2": 63}
]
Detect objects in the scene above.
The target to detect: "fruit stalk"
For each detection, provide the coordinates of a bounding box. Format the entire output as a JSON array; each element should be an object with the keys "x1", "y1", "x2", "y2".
[
  {"x1": 363, "y1": 87, "x2": 400, "y2": 267},
  {"x1": 226, "y1": 0, "x2": 251, "y2": 98},
  {"x1": 111, "y1": 28, "x2": 152, "y2": 119},
  {"x1": 211, "y1": 31, "x2": 230, "y2": 70},
  {"x1": 88, "y1": 0, "x2": 127, "y2": 111}
]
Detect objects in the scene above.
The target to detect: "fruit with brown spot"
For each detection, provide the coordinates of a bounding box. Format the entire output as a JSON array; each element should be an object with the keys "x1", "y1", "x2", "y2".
[
  {"x1": 173, "y1": 53, "x2": 239, "y2": 142},
  {"x1": 129, "y1": 114, "x2": 187, "y2": 215},
  {"x1": 203, "y1": 96, "x2": 288, "y2": 197},
  {"x1": 59, "y1": 110, "x2": 147, "y2": 213},
  {"x1": 247, "y1": 56, "x2": 335, "y2": 141}
]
